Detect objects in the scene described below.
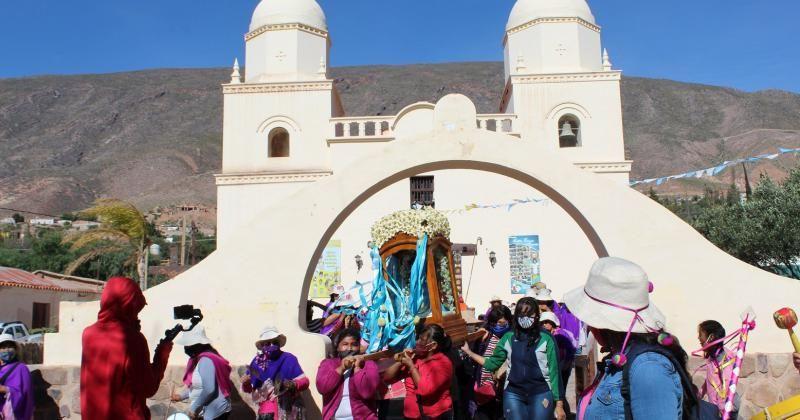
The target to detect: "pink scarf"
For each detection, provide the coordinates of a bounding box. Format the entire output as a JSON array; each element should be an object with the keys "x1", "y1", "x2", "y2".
[{"x1": 183, "y1": 352, "x2": 233, "y2": 397}]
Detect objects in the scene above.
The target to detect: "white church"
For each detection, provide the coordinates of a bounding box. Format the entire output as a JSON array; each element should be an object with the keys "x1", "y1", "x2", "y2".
[
  {"x1": 217, "y1": 0, "x2": 630, "y2": 308},
  {"x1": 48, "y1": 0, "x2": 798, "y2": 384}
]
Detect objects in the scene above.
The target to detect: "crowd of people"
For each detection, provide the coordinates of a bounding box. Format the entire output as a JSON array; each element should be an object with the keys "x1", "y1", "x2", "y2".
[{"x1": 2, "y1": 257, "x2": 800, "y2": 419}]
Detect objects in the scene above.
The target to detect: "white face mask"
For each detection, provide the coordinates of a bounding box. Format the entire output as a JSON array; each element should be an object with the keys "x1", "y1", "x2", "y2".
[{"x1": 517, "y1": 316, "x2": 534, "y2": 329}]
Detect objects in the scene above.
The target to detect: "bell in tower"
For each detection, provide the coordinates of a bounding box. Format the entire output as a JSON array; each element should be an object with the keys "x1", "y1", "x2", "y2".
[{"x1": 559, "y1": 117, "x2": 580, "y2": 148}]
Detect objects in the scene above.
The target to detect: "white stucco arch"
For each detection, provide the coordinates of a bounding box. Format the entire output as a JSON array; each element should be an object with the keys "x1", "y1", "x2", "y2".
[
  {"x1": 256, "y1": 114, "x2": 302, "y2": 134},
  {"x1": 392, "y1": 101, "x2": 435, "y2": 130},
  {"x1": 47, "y1": 97, "x2": 799, "y2": 415},
  {"x1": 546, "y1": 102, "x2": 592, "y2": 121}
]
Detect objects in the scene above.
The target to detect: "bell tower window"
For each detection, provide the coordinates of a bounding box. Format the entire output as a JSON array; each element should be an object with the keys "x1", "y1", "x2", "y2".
[
  {"x1": 558, "y1": 115, "x2": 581, "y2": 148},
  {"x1": 268, "y1": 128, "x2": 290, "y2": 157}
]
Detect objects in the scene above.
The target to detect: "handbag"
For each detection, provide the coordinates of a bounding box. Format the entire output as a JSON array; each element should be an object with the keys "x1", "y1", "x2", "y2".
[{"x1": 473, "y1": 381, "x2": 496, "y2": 406}]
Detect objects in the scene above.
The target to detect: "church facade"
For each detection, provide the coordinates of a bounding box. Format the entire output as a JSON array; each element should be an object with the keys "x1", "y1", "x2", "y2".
[
  {"x1": 217, "y1": 0, "x2": 631, "y2": 308},
  {"x1": 46, "y1": 0, "x2": 799, "y2": 373}
]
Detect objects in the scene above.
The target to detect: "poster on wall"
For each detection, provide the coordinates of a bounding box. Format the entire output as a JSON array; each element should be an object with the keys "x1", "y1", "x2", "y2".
[
  {"x1": 508, "y1": 235, "x2": 541, "y2": 294},
  {"x1": 309, "y1": 240, "x2": 342, "y2": 298}
]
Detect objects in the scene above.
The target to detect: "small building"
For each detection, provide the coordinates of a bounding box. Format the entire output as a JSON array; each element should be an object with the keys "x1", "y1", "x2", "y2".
[
  {"x1": 0, "y1": 267, "x2": 103, "y2": 330},
  {"x1": 70, "y1": 220, "x2": 101, "y2": 231},
  {"x1": 29, "y1": 218, "x2": 56, "y2": 226},
  {"x1": 0, "y1": 218, "x2": 15, "y2": 225}
]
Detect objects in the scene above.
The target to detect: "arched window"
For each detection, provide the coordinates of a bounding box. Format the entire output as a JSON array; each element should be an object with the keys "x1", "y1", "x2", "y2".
[
  {"x1": 268, "y1": 128, "x2": 290, "y2": 157},
  {"x1": 558, "y1": 115, "x2": 581, "y2": 148}
]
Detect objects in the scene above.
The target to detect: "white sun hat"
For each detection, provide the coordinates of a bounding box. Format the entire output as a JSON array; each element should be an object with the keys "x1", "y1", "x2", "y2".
[
  {"x1": 175, "y1": 325, "x2": 212, "y2": 347},
  {"x1": 540, "y1": 311, "x2": 560, "y2": 327},
  {"x1": 256, "y1": 326, "x2": 287, "y2": 348},
  {"x1": 331, "y1": 284, "x2": 346, "y2": 295},
  {"x1": 0, "y1": 334, "x2": 16, "y2": 347},
  {"x1": 490, "y1": 295, "x2": 502, "y2": 303},
  {"x1": 564, "y1": 257, "x2": 665, "y2": 334},
  {"x1": 534, "y1": 288, "x2": 554, "y2": 302}
]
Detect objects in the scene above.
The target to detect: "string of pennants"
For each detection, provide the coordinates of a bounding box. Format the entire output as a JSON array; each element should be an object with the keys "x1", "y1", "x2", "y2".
[
  {"x1": 439, "y1": 197, "x2": 550, "y2": 214},
  {"x1": 630, "y1": 147, "x2": 800, "y2": 187},
  {"x1": 433, "y1": 147, "x2": 800, "y2": 213}
]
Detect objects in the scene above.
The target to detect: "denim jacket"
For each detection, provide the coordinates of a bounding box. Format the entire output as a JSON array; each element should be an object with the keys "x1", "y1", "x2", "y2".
[{"x1": 583, "y1": 352, "x2": 683, "y2": 419}]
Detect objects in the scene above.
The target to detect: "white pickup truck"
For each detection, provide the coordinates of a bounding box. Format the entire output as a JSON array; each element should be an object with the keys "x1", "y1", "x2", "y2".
[{"x1": 0, "y1": 321, "x2": 43, "y2": 343}]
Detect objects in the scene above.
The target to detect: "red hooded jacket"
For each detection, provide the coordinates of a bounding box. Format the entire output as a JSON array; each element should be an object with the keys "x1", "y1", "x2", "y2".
[{"x1": 80, "y1": 277, "x2": 173, "y2": 420}]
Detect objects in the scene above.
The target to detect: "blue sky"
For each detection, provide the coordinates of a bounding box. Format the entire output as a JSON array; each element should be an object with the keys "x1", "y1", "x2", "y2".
[{"x1": 1, "y1": 0, "x2": 798, "y2": 93}]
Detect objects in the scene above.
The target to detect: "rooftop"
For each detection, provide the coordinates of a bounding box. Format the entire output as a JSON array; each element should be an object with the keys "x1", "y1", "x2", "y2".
[{"x1": 0, "y1": 267, "x2": 104, "y2": 294}]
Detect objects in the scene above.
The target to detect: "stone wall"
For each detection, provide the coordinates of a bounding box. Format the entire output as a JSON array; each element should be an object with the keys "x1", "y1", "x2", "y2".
[
  {"x1": 688, "y1": 353, "x2": 800, "y2": 419},
  {"x1": 28, "y1": 353, "x2": 800, "y2": 420}
]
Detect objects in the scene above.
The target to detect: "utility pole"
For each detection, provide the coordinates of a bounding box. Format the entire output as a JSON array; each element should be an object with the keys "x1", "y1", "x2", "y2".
[
  {"x1": 180, "y1": 215, "x2": 187, "y2": 266},
  {"x1": 741, "y1": 162, "x2": 753, "y2": 200},
  {"x1": 142, "y1": 250, "x2": 149, "y2": 290},
  {"x1": 190, "y1": 221, "x2": 197, "y2": 265}
]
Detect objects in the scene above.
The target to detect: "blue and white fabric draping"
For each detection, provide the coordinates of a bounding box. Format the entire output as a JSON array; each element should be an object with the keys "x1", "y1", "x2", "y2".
[
  {"x1": 630, "y1": 147, "x2": 800, "y2": 187},
  {"x1": 357, "y1": 234, "x2": 431, "y2": 353}
]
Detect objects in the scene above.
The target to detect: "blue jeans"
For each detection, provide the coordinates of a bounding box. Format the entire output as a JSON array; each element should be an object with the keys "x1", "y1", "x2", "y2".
[{"x1": 503, "y1": 388, "x2": 554, "y2": 420}]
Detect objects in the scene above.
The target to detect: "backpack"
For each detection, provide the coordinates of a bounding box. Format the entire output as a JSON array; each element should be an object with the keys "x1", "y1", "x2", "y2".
[{"x1": 621, "y1": 343, "x2": 717, "y2": 420}]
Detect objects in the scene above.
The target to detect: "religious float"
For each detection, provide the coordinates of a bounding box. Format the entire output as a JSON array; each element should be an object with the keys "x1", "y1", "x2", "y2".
[{"x1": 330, "y1": 207, "x2": 472, "y2": 358}]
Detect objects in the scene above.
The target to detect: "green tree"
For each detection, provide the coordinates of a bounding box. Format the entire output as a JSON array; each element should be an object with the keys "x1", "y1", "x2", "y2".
[
  {"x1": 64, "y1": 199, "x2": 152, "y2": 287},
  {"x1": 11, "y1": 213, "x2": 24, "y2": 223},
  {"x1": 691, "y1": 170, "x2": 800, "y2": 279}
]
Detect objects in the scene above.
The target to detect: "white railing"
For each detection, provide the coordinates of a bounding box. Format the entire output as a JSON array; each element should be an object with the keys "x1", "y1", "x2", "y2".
[
  {"x1": 329, "y1": 114, "x2": 518, "y2": 140},
  {"x1": 477, "y1": 114, "x2": 517, "y2": 134},
  {"x1": 330, "y1": 116, "x2": 394, "y2": 140}
]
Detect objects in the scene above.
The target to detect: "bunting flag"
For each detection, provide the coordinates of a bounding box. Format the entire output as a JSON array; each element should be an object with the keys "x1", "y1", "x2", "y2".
[
  {"x1": 630, "y1": 147, "x2": 800, "y2": 187},
  {"x1": 439, "y1": 197, "x2": 550, "y2": 214}
]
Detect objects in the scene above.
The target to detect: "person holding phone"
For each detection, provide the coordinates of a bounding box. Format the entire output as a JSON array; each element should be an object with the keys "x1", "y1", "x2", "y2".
[{"x1": 80, "y1": 276, "x2": 176, "y2": 420}]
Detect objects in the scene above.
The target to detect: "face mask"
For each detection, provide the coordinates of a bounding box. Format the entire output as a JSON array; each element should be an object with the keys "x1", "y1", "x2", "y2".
[
  {"x1": 0, "y1": 350, "x2": 15, "y2": 363},
  {"x1": 338, "y1": 350, "x2": 358, "y2": 359},
  {"x1": 491, "y1": 324, "x2": 510, "y2": 336},
  {"x1": 264, "y1": 344, "x2": 281, "y2": 359},
  {"x1": 414, "y1": 342, "x2": 433, "y2": 357},
  {"x1": 517, "y1": 316, "x2": 534, "y2": 329}
]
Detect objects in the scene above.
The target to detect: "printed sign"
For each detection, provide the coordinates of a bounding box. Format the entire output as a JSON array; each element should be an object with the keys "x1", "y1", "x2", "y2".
[
  {"x1": 508, "y1": 235, "x2": 541, "y2": 294},
  {"x1": 309, "y1": 240, "x2": 342, "y2": 298}
]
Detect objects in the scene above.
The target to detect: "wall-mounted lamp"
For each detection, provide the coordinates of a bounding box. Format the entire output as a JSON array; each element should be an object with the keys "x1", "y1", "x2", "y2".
[
  {"x1": 355, "y1": 254, "x2": 363, "y2": 272},
  {"x1": 489, "y1": 251, "x2": 497, "y2": 268}
]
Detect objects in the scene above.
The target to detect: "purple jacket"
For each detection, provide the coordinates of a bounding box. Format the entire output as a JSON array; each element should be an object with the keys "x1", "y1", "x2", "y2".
[
  {"x1": 0, "y1": 362, "x2": 34, "y2": 420},
  {"x1": 553, "y1": 302, "x2": 583, "y2": 346},
  {"x1": 316, "y1": 358, "x2": 380, "y2": 420}
]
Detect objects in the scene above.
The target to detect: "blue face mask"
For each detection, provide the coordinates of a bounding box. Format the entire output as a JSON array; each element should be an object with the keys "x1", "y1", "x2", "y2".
[
  {"x1": 490, "y1": 324, "x2": 510, "y2": 336},
  {"x1": 0, "y1": 349, "x2": 15, "y2": 363}
]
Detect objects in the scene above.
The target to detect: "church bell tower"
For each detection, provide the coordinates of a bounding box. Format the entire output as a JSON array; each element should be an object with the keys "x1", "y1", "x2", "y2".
[
  {"x1": 501, "y1": 0, "x2": 631, "y2": 183},
  {"x1": 216, "y1": 0, "x2": 342, "y2": 248}
]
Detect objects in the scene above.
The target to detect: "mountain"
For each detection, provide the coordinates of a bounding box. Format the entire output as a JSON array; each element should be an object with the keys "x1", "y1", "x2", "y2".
[{"x1": 1, "y1": 63, "x2": 799, "y2": 217}]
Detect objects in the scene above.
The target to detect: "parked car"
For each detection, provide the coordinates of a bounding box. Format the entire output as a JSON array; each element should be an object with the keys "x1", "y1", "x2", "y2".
[{"x1": 0, "y1": 321, "x2": 43, "y2": 343}]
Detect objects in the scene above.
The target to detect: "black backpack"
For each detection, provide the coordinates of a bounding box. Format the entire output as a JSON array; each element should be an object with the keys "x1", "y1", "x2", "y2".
[{"x1": 620, "y1": 343, "x2": 717, "y2": 420}]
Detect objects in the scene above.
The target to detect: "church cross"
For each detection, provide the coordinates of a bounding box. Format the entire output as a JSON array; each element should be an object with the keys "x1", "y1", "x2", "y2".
[
  {"x1": 555, "y1": 44, "x2": 567, "y2": 56},
  {"x1": 276, "y1": 51, "x2": 287, "y2": 61}
]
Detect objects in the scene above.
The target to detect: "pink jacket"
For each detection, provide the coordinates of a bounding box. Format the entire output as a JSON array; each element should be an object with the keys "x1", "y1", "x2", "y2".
[
  {"x1": 316, "y1": 358, "x2": 380, "y2": 420},
  {"x1": 698, "y1": 349, "x2": 738, "y2": 413}
]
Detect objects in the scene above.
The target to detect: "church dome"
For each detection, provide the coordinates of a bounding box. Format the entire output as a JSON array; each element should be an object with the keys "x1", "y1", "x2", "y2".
[
  {"x1": 249, "y1": 0, "x2": 328, "y2": 32},
  {"x1": 507, "y1": 0, "x2": 595, "y2": 30}
]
